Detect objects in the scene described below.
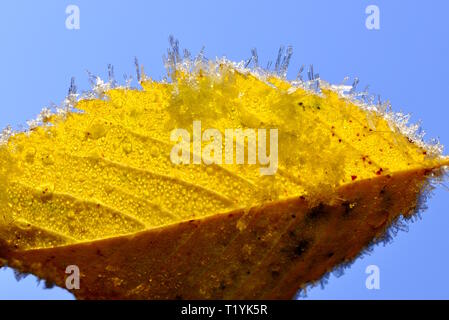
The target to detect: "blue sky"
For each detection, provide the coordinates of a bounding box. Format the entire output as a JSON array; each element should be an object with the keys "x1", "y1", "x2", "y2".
[{"x1": 0, "y1": 0, "x2": 448, "y2": 299}]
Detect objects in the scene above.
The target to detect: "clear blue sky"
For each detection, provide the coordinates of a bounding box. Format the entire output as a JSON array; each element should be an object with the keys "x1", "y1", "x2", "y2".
[{"x1": 0, "y1": 0, "x2": 448, "y2": 299}]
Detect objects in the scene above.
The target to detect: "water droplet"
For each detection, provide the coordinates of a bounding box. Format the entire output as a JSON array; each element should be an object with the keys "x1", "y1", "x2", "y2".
[
  {"x1": 24, "y1": 147, "x2": 36, "y2": 163},
  {"x1": 42, "y1": 154, "x2": 54, "y2": 166},
  {"x1": 86, "y1": 120, "x2": 108, "y2": 140},
  {"x1": 150, "y1": 145, "x2": 159, "y2": 157},
  {"x1": 67, "y1": 210, "x2": 75, "y2": 219},
  {"x1": 37, "y1": 182, "x2": 55, "y2": 200},
  {"x1": 122, "y1": 140, "x2": 133, "y2": 154}
]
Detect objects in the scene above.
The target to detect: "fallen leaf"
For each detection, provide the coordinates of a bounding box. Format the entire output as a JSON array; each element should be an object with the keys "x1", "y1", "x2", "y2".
[{"x1": 0, "y1": 46, "x2": 448, "y2": 299}]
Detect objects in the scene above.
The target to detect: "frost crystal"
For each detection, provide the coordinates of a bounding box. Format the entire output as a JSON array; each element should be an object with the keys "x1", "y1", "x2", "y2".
[{"x1": 0, "y1": 39, "x2": 445, "y2": 158}]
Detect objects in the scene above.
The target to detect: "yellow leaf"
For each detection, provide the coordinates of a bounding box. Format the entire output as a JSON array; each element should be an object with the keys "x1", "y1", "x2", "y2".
[{"x1": 0, "y1": 51, "x2": 448, "y2": 299}]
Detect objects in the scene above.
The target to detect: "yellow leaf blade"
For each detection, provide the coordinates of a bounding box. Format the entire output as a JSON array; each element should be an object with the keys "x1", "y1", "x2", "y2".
[{"x1": 0, "y1": 55, "x2": 447, "y2": 299}]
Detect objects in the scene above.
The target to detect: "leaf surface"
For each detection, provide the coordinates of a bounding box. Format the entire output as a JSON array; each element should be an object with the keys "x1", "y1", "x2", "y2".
[{"x1": 0, "y1": 58, "x2": 447, "y2": 299}]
